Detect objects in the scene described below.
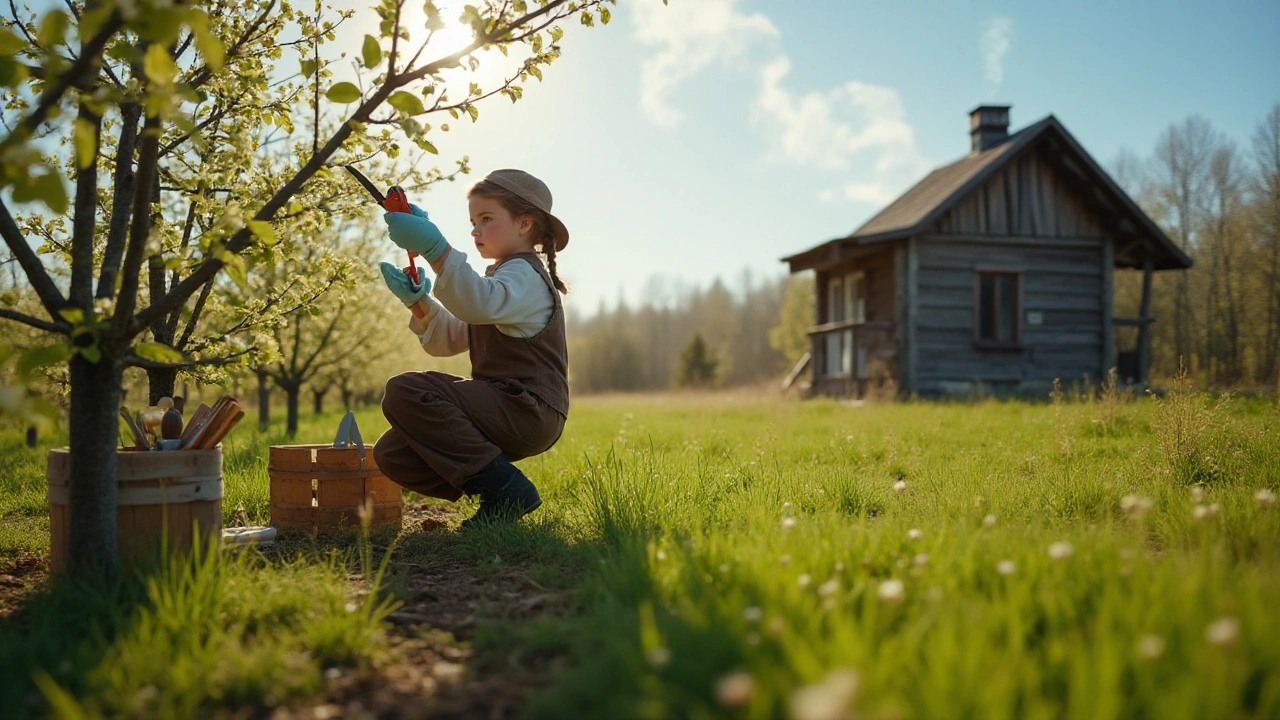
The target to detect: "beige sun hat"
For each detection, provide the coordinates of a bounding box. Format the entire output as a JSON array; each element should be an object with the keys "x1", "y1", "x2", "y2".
[{"x1": 480, "y1": 168, "x2": 569, "y2": 252}]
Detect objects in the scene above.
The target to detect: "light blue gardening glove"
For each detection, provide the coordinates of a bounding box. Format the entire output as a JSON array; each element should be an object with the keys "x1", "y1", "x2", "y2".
[
  {"x1": 384, "y1": 204, "x2": 450, "y2": 262},
  {"x1": 379, "y1": 261, "x2": 431, "y2": 306}
]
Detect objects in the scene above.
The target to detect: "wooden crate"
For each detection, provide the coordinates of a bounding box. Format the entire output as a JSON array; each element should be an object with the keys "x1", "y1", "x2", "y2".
[
  {"x1": 268, "y1": 445, "x2": 403, "y2": 531},
  {"x1": 47, "y1": 448, "x2": 223, "y2": 572}
]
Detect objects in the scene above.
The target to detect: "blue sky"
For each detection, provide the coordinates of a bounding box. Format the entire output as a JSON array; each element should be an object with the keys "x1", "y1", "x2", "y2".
[{"x1": 357, "y1": 0, "x2": 1278, "y2": 316}]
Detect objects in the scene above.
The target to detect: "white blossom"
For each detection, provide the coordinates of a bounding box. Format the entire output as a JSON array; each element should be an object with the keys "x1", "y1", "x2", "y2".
[
  {"x1": 1048, "y1": 541, "x2": 1074, "y2": 560},
  {"x1": 877, "y1": 579, "x2": 905, "y2": 604}
]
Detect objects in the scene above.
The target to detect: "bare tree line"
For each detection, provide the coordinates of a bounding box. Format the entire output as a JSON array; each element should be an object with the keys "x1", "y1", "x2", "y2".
[{"x1": 1114, "y1": 104, "x2": 1280, "y2": 387}]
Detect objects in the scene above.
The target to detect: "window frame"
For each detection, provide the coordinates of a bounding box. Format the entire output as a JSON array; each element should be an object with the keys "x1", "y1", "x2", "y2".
[{"x1": 973, "y1": 268, "x2": 1024, "y2": 349}]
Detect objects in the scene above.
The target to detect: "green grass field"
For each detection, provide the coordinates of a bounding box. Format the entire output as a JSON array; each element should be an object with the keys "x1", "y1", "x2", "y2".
[{"x1": 2, "y1": 385, "x2": 1278, "y2": 718}]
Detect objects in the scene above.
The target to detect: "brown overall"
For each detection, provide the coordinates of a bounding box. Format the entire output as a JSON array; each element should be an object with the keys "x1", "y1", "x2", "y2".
[{"x1": 372, "y1": 252, "x2": 570, "y2": 501}]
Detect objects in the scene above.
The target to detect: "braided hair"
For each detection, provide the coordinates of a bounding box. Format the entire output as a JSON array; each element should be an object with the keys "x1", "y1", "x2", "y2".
[{"x1": 466, "y1": 179, "x2": 569, "y2": 294}]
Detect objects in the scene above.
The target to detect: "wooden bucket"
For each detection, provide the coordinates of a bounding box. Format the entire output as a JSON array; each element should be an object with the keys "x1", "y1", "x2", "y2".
[
  {"x1": 47, "y1": 448, "x2": 223, "y2": 572},
  {"x1": 268, "y1": 445, "x2": 403, "y2": 531}
]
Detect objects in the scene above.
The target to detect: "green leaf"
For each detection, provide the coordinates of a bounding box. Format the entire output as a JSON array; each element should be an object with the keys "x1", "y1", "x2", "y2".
[
  {"x1": 57, "y1": 307, "x2": 84, "y2": 324},
  {"x1": 600, "y1": 6, "x2": 611, "y2": 24},
  {"x1": 36, "y1": 10, "x2": 69, "y2": 48},
  {"x1": 220, "y1": 252, "x2": 247, "y2": 289},
  {"x1": 466, "y1": 104, "x2": 478, "y2": 122},
  {"x1": 18, "y1": 344, "x2": 72, "y2": 377},
  {"x1": 0, "y1": 28, "x2": 25, "y2": 55},
  {"x1": 247, "y1": 220, "x2": 277, "y2": 246},
  {"x1": 12, "y1": 169, "x2": 68, "y2": 214},
  {"x1": 300, "y1": 58, "x2": 317, "y2": 78},
  {"x1": 73, "y1": 118, "x2": 97, "y2": 170},
  {"x1": 326, "y1": 82, "x2": 361, "y2": 104},
  {"x1": 388, "y1": 91, "x2": 424, "y2": 116},
  {"x1": 77, "y1": 345, "x2": 101, "y2": 363},
  {"x1": 0, "y1": 57, "x2": 29, "y2": 88},
  {"x1": 143, "y1": 43, "x2": 177, "y2": 86},
  {"x1": 134, "y1": 342, "x2": 184, "y2": 363},
  {"x1": 417, "y1": 138, "x2": 438, "y2": 155},
  {"x1": 362, "y1": 35, "x2": 381, "y2": 69},
  {"x1": 188, "y1": 10, "x2": 225, "y2": 71}
]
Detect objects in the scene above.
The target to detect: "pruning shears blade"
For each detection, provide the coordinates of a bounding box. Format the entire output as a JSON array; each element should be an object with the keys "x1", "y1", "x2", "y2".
[{"x1": 343, "y1": 165, "x2": 386, "y2": 205}]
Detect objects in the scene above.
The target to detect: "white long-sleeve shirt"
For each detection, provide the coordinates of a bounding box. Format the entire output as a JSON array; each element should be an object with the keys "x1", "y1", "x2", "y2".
[{"x1": 407, "y1": 249, "x2": 555, "y2": 357}]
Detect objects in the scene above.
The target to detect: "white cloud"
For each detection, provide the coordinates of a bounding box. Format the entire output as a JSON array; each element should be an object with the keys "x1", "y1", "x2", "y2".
[
  {"x1": 981, "y1": 16, "x2": 1013, "y2": 85},
  {"x1": 754, "y1": 57, "x2": 928, "y2": 207},
  {"x1": 632, "y1": 0, "x2": 930, "y2": 208},
  {"x1": 631, "y1": 0, "x2": 779, "y2": 127}
]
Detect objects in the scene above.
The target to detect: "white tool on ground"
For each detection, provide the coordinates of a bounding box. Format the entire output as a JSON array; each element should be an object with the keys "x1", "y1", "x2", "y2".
[
  {"x1": 222, "y1": 526, "x2": 277, "y2": 546},
  {"x1": 333, "y1": 410, "x2": 366, "y2": 462}
]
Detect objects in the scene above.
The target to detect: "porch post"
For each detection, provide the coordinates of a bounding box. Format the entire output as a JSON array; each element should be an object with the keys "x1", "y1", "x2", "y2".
[{"x1": 1137, "y1": 255, "x2": 1154, "y2": 385}]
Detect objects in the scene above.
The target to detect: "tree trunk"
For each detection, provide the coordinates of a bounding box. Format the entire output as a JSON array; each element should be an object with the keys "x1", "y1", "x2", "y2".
[
  {"x1": 313, "y1": 387, "x2": 325, "y2": 416},
  {"x1": 147, "y1": 366, "x2": 178, "y2": 406},
  {"x1": 25, "y1": 426, "x2": 37, "y2": 448},
  {"x1": 286, "y1": 384, "x2": 300, "y2": 436},
  {"x1": 67, "y1": 353, "x2": 124, "y2": 576},
  {"x1": 257, "y1": 370, "x2": 270, "y2": 430},
  {"x1": 341, "y1": 388, "x2": 353, "y2": 410}
]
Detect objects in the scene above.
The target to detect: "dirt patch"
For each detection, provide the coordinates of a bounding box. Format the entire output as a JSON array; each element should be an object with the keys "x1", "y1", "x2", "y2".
[
  {"x1": 0, "y1": 553, "x2": 47, "y2": 617},
  {"x1": 272, "y1": 502, "x2": 577, "y2": 720}
]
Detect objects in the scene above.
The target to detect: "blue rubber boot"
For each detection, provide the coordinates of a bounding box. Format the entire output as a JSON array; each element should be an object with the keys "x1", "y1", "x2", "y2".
[{"x1": 459, "y1": 453, "x2": 542, "y2": 530}]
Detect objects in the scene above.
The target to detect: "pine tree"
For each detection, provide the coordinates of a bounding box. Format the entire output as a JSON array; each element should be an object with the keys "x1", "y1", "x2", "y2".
[{"x1": 676, "y1": 333, "x2": 718, "y2": 388}]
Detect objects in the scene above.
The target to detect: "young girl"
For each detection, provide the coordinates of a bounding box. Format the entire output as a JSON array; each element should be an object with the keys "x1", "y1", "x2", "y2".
[{"x1": 372, "y1": 169, "x2": 570, "y2": 529}]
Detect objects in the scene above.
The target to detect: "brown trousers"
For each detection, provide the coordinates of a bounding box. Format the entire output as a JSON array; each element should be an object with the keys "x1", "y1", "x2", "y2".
[{"x1": 373, "y1": 371, "x2": 565, "y2": 501}]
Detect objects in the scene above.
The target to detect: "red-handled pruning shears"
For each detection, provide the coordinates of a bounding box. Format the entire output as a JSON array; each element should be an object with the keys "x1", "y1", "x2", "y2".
[{"x1": 342, "y1": 165, "x2": 420, "y2": 285}]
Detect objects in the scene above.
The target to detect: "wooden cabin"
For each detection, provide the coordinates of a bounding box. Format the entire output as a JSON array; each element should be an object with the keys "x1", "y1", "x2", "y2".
[{"x1": 781, "y1": 106, "x2": 1191, "y2": 398}]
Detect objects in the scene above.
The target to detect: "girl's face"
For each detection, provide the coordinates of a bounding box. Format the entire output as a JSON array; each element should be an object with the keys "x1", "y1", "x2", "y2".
[{"x1": 469, "y1": 195, "x2": 535, "y2": 261}]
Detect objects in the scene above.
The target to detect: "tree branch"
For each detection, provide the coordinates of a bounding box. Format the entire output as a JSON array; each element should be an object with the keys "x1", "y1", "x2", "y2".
[
  {"x1": 0, "y1": 199, "x2": 66, "y2": 319},
  {"x1": 0, "y1": 307, "x2": 70, "y2": 333},
  {"x1": 123, "y1": 346, "x2": 255, "y2": 371},
  {"x1": 96, "y1": 102, "x2": 140, "y2": 299},
  {"x1": 70, "y1": 103, "x2": 101, "y2": 310},
  {"x1": 108, "y1": 111, "x2": 162, "y2": 344}
]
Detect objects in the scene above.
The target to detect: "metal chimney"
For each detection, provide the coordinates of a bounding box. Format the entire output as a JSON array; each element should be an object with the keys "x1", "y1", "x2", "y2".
[{"x1": 970, "y1": 105, "x2": 1011, "y2": 153}]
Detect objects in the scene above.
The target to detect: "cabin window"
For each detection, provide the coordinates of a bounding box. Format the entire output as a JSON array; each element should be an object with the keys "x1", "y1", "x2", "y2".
[
  {"x1": 975, "y1": 271, "x2": 1022, "y2": 346},
  {"x1": 823, "y1": 271, "x2": 867, "y2": 376}
]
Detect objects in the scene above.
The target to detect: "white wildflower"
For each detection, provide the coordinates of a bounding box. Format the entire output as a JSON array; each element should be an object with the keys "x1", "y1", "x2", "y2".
[
  {"x1": 788, "y1": 668, "x2": 859, "y2": 720},
  {"x1": 907, "y1": 528, "x2": 923, "y2": 540},
  {"x1": 743, "y1": 606, "x2": 763, "y2": 622},
  {"x1": 892, "y1": 480, "x2": 907, "y2": 493},
  {"x1": 1048, "y1": 541, "x2": 1074, "y2": 560},
  {"x1": 877, "y1": 579, "x2": 905, "y2": 604},
  {"x1": 1190, "y1": 484, "x2": 1205, "y2": 502},
  {"x1": 983, "y1": 514, "x2": 998, "y2": 527},
  {"x1": 1205, "y1": 617, "x2": 1239, "y2": 646},
  {"x1": 1120, "y1": 495, "x2": 1153, "y2": 516},
  {"x1": 1136, "y1": 634, "x2": 1165, "y2": 659},
  {"x1": 797, "y1": 573, "x2": 812, "y2": 588},
  {"x1": 716, "y1": 671, "x2": 756, "y2": 708},
  {"x1": 817, "y1": 579, "x2": 839, "y2": 597},
  {"x1": 997, "y1": 560, "x2": 1016, "y2": 576},
  {"x1": 1256, "y1": 488, "x2": 1276, "y2": 507},
  {"x1": 782, "y1": 516, "x2": 797, "y2": 530},
  {"x1": 913, "y1": 553, "x2": 929, "y2": 567}
]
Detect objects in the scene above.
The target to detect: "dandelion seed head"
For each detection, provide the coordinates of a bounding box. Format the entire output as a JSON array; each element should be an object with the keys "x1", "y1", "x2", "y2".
[
  {"x1": 798, "y1": 573, "x2": 812, "y2": 588},
  {"x1": 646, "y1": 647, "x2": 671, "y2": 667},
  {"x1": 783, "y1": 501, "x2": 793, "y2": 510},
  {"x1": 715, "y1": 671, "x2": 756, "y2": 709},
  {"x1": 1120, "y1": 495, "x2": 1154, "y2": 516},
  {"x1": 344, "y1": 602, "x2": 358, "y2": 613},
  {"x1": 1048, "y1": 541, "x2": 1074, "y2": 560},
  {"x1": 877, "y1": 579, "x2": 906, "y2": 604},
  {"x1": 782, "y1": 516, "x2": 797, "y2": 530},
  {"x1": 818, "y1": 579, "x2": 839, "y2": 597},
  {"x1": 893, "y1": 480, "x2": 907, "y2": 493},
  {"x1": 788, "y1": 668, "x2": 859, "y2": 720},
  {"x1": 833, "y1": 561, "x2": 845, "y2": 572},
  {"x1": 1191, "y1": 485, "x2": 1205, "y2": 502},
  {"x1": 983, "y1": 513, "x2": 998, "y2": 527},
  {"x1": 655, "y1": 550, "x2": 667, "y2": 562},
  {"x1": 1205, "y1": 617, "x2": 1239, "y2": 646},
  {"x1": 907, "y1": 528, "x2": 923, "y2": 540},
  {"x1": 1136, "y1": 634, "x2": 1165, "y2": 659},
  {"x1": 1255, "y1": 488, "x2": 1276, "y2": 507},
  {"x1": 997, "y1": 560, "x2": 1016, "y2": 576}
]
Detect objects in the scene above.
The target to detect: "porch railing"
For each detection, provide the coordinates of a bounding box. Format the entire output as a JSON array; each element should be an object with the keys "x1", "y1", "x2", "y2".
[{"x1": 806, "y1": 320, "x2": 895, "y2": 387}]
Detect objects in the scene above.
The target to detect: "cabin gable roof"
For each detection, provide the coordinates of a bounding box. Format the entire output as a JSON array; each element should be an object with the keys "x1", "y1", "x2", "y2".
[{"x1": 783, "y1": 115, "x2": 1192, "y2": 272}]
